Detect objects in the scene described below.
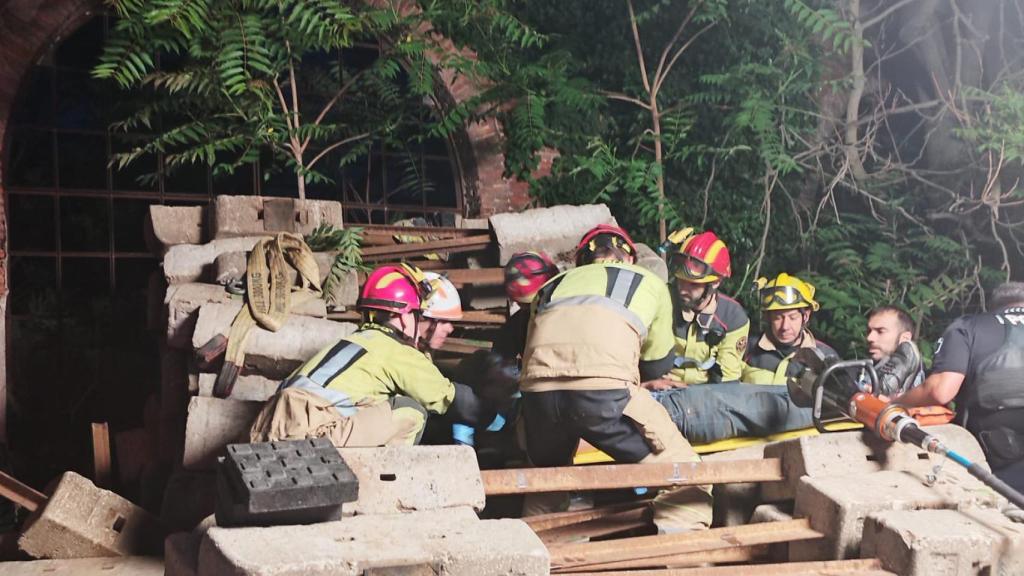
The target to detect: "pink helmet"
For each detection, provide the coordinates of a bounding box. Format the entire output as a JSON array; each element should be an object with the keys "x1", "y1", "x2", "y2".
[
  {"x1": 357, "y1": 264, "x2": 431, "y2": 315},
  {"x1": 505, "y1": 251, "x2": 559, "y2": 303}
]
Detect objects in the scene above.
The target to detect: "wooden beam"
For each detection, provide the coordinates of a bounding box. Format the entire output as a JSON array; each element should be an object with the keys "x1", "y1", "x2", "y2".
[
  {"x1": 441, "y1": 268, "x2": 505, "y2": 286},
  {"x1": 360, "y1": 235, "x2": 492, "y2": 261},
  {"x1": 91, "y1": 422, "x2": 112, "y2": 489},
  {"x1": 361, "y1": 224, "x2": 479, "y2": 237},
  {"x1": 548, "y1": 519, "x2": 822, "y2": 571},
  {"x1": 0, "y1": 471, "x2": 47, "y2": 513},
  {"x1": 538, "y1": 507, "x2": 650, "y2": 545},
  {"x1": 325, "y1": 310, "x2": 506, "y2": 325},
  {"x1": 553, "y1": 545, "x2": 770, "y2": 573},
  {"x1": 482, "y1": 458, "x2": 783, "y2": 495},
  {"x1": 561, "y1": 558, "x2": 887, "y2": 576},
  {"x1": 439, "y1": 338, "x2": 493, "y2": 355},
  {"x1": 524, "y1": 500, "x2": 653, "y2": 532}
]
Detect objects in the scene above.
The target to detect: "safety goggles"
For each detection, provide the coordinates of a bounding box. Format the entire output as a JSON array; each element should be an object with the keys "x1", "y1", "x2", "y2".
[
  {"x1": 760, "y1": 285, "x2": 809, "y2": 308},
  {"x1": 672, "y1": 253, "x2": 714, "y2": 281}
]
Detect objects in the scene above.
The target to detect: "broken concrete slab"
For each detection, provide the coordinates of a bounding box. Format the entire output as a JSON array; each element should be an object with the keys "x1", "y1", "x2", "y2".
[
  {"x1": 211, "y1": 195, "x2": 343, "y2": 239},
  {"x1": 165, "y1": 532, "x2": 201, "y2": 576},
  {"x1": 489, "y1": 204, "x2": 616, "y2": 267},
  {"x1": 18, "y1": 472, "x2": 163, "y2": 559},
  {"x1": 197, "y1": 372, "x2": 279, "y2": 402},
  {"x1": 196, "y1": 509, "x2": 548, "y2": 576},
  {"x1": 862, "y1": 508, "x2": 1024, "y2": 576},
  {"x1": 182, "y1": 397, "x2": 263, "y2": 471},
  {"x1": 211, "y1": 252, "x2": 358, "y2": 307},
  {"x1": 0, "y1": 556, "x2": 164, "y2": 575},
  {"x1": 762, "y1": 425, "x2": 986, "y2": 502},
  {"x1": 147, "y1": 205, "x2": 206, "y2": 255},
  {"x1": 161, "y1": 471, "x2": 218, "y2": 532},
  {"x1": 790, "y1": 470, "x2": 1003, "y2": 562},
  {"x1": 634, "y1": 242, "x2": 668, "y2": 282},
  {"x1": 163, "y1": 237, "x2": 265, "y2": 285},
  {"x1": 165, "y1": 283, "x2": 327, "y2": 349},
  {"x1": 339, "y1": 445, "x2": 486, "y2": 515},
  {"x1": 191, "y1": 302, "x2": 356, "y2": 380}
]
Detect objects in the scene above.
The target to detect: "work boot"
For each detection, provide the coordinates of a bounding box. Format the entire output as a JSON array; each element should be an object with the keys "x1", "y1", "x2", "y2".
[{"x1": 875, "y1": 341, "x2": 922, "y2": 397}]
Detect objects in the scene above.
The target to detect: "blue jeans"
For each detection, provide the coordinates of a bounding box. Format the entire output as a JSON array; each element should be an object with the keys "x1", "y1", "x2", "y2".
[{"x1": 652, "y1": 383, "x2": 814, "y2": 444}]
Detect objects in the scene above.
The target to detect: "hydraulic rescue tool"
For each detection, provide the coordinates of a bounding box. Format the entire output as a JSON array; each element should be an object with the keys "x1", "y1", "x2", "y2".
[{"x1": 787, "y1": 348, "x2": 1024, "y2": 510}]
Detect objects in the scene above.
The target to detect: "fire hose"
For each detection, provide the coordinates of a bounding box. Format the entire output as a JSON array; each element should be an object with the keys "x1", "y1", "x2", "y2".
[{"x1": 787, "y1": 348, "x2": 1024, "y2": 510}]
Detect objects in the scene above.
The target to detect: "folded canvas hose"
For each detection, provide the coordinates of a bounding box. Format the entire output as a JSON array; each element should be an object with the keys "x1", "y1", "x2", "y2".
[{"x1": 212, "y1": 233, "x2": 322, "y2": 398}]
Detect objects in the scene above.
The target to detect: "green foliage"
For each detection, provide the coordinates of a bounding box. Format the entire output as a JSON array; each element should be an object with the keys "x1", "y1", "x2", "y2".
[
  {"x1": 957, "y1": 85, "x2": 1024, "y2": 166},
  {"x1": 304, "y1": 224, "x2": 366, "y2": 307},
  {"x1": 782, "y1": 0, "x2": 863, "y2": 55}
]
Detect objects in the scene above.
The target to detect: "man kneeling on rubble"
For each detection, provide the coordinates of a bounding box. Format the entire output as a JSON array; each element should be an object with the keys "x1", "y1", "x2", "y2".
[
  {"x1": 519, "y1": 224, "x2": 713, "y2": 534},
  {"x1": 251, "y1": 264, "x2": 496, "y2": 446}
]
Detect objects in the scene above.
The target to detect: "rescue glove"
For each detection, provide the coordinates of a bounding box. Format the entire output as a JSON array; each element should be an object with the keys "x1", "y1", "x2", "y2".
[{"x1": 875, "y1": 340, "x2": 922, "y2": 397}]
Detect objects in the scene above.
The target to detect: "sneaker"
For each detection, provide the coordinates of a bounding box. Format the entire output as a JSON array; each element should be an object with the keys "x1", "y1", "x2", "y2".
[{"x1": 876, "y1": 341, "x2": 922, "y2": 397}]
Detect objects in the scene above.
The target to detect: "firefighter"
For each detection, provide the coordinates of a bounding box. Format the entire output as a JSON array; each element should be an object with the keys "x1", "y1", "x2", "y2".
[
  {"x1": 519, "y1": 224, "x2": 713, "y2": 533},
  {"x1": 646, "y1": 230, "x2": 749, "y2": 388},
  {"x1": 251, "y1": 264, "x2": 491, "y2": 447},
  {"x1": 493, "y1": 251, "x2": 560, "y2": 360},
  {"x1": 743, "y1": 273, "x2": 837, "y2": 385}
]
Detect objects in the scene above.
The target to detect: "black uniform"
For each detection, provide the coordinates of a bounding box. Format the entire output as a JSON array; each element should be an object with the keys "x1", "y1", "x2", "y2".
[{"x1": 932, "y1": 306, "x2": 1024, "y2": 489}]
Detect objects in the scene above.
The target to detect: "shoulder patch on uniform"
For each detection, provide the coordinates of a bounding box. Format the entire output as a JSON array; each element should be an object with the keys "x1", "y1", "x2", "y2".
[{"x1": 736, "y1": 335, "x2": 748, "y2": 353}]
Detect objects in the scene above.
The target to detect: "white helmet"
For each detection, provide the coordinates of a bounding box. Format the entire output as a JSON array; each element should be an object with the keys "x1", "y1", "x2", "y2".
[{"x1": 422, "y1": 272, "x2": 463, "y2": 321}]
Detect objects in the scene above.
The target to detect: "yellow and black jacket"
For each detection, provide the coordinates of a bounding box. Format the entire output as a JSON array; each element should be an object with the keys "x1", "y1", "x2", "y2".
[
  {"x1": 521, "y1": 262, "x2": 676, "y2": 392},
  {"x1": 742, "y1": 329, "x2": 837, "y2": 385},
  {"x1": 669, "y1": 293, "x2": 750, "y2": 384}
]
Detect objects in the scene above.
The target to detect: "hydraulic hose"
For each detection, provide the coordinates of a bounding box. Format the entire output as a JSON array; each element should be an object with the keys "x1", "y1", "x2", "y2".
[{"x1": 943, "y1": 448, "x2": 1024, "y2": 510}]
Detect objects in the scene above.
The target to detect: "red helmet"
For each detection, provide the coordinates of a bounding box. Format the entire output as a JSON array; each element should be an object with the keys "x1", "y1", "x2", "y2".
[
  {"x1": 505, "y1": 251, "x2": 559, "y2": 303},
  {"x1": 672, "y1": 231, "x2": 731, "y2": 284},
  {"x1": 358, "y1": 263, "x2": 432, "y2": 314},
  {"x1": 575, "y1": 224, "x2": 637, "y2": 266}
]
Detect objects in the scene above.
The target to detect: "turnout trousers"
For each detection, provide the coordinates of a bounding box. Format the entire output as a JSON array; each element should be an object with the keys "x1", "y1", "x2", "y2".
[{"x1": 520, "y1": 382, "x2": 713, "y2": 532}]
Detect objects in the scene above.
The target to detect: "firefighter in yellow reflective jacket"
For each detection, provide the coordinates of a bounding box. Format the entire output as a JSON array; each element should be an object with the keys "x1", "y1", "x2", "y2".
[
  {"x1": 648, "y1": 230, "x2": 749, "y2": 387},
  {"x1": 520, "y1": 224, "x2": 713, "y2": 533},
  {"x1": 743, "y1": 273, "x2": 837, "y2": 385},
  {"x1": 251, "y1": 265, "x2": 492, "y2": 446}
]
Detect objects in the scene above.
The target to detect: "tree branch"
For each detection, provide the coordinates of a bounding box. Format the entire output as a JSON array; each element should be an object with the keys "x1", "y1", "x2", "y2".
[
  {"x1": 306, "y1": 132, "x2": 372, "y2": 171},
  {"x1": 653, "y1": 21, "x2": 716, "y2": 97},
  {"x1": 651, "y1": 0, "x2": 702, "y2": 93},
  {"x1": 863, "y1": 0, "x2": 920, "y2": 30},
  {"x1": 601, "y1": 90, "x2": 651, "y2": 110},
  {"x1": 625, "y1": 0, "x2": 652, "y2": 95}
]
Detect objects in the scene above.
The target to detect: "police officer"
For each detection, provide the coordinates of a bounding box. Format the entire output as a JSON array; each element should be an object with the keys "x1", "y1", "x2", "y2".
[
  {"x1": 744, "y1": 273, "x2": 837, "y2": 385},
  {"x1": 646, "y1": 230, "x2": 749, "y2": 388},
  {"x1": 520, "y1": 224, "x2": 713, "y2": 533},
  {"x1": 895, "y1": 282, "x2": 1024, "y2": 492}
]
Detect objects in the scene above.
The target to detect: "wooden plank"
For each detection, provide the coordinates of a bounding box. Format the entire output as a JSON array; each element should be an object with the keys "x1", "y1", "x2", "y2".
[
  {"x1": 0, "y1": 471, "x2": 47, "y2": 513},
  {"x1": 525, "y1": 500, "x2": 652, "y2": 532},
  {"x1": 482, "y1": 458, "x2": 783, "y2": 495},
  {"x1": 439, "y1": 338, "x2": 493, "y2": 355},
  {"x1": 361, "y1": 235, "x2": 492, "y2": 261},
  {"x1": 361, "y1": 224, "x2": 478, "y2": 237},
  {"x1": 553, "y1": 545, "x2": 770, "y2": 573},
  {"x1": 548, "y1": 519, "x2": 822, "y2": 571},
  {"x1": 92, "y1": 422, "x2": 112, "y2": 489},
  {"x1": 538, "y1": 507, "x2": 650, "y2": 544},
  {"x1": 325, "y1": 310, "x2": 506, "y2": 325},
  {"x1": 441, "y1": 268, "x2": 505, "y2": 286},
  {"x1": 562, "y1": 558, "x2": 888, "y2": 576}
]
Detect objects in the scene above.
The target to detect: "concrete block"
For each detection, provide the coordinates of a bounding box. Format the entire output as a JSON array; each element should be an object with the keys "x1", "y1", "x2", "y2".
[
  {"x1": 212, "y1": 252, "x2": 358, "y2": 307},
  {"x1": 703, "y1": 444, "x2": 767, "y2": 527},
  {"x1": 763, "y1": 425, "x2": 987, "y2": 502},
  {"x1": 338, "y1": 445, "x2": 486, "y2": 515},
  {"x1": 0, "y1": 556, "x2": 164, "y2": 575},
  {"x1": 191, "y1": 303, "x2": 356, "y2": 380},
  {"x1": 460, "y1": 217, "x2": 489, "y2": 230},
  {"x1": 166, "y1": 283, "x2": 326, "y2": 349},
  {"x1": 166, "y1": 532, "x2": 201, "y2": 576},
  {"x1": 862, "y1": 508, "x2": 1024, "y2": 576},
  {"x1": 164, "y1": 237, "x2": 264, "y2": 285},
  {"x1": 489, "y1": 204, "x2": 616, "y2": 267},
  {"x1": 196, "y1": 509, "x2": 548, "y2": 576},
  {"x1": 161, "y1": 471, "x2": 218, "y2": 532},
  {"x1": 197, "y1": 372, "x2": 279, "y2": 402},
  {"x1": 750, "y1": 502, "x2": 794, "y2": 523},
  {"x1": 147, "y1": 205, "x2": 207, "y2": 255},
  {"x1": 634, "y1": 242, "x2": 668, "y2": 282},
  {"x1": 18, "y1": 472, "x2": 163, "y2": 559},
  {"x1": 211, "y1": 195, "x2": 342, "y2": 239},
  {"x1": 790, "y1": 470, "x2": 1003, "y2": 562},
  {"x1": 182, "y1": 397, "x2": 263, "y2": 471}
]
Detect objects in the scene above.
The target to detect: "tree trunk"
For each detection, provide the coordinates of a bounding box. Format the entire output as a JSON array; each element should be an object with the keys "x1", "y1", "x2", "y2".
[{"x1": 651, "y1": 99, "x2": 666, "y2": 242}]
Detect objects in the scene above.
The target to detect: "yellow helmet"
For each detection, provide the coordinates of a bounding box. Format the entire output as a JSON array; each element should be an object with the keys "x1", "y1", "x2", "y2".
[{"x1": 756, "y1": 272, "x2": 819, "y2": 312}]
